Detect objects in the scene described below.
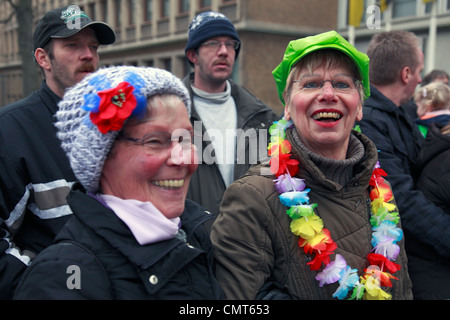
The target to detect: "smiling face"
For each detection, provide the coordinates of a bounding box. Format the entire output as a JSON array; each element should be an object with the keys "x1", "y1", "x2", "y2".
[
  {"x1": 100, "y1": 95, "x2": 197, "y2": 219},
  {"x1": 284, "y1": 51, "x2": 363, "y2": 160}
]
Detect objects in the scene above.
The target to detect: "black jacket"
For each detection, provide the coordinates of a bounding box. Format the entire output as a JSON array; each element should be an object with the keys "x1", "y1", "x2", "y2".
[
  {"x1": 416, "y1": 122, "x2": 450, "y2": 212},
  {"x1": 183, "y1": 74, "x2": 280, "y2": 215},
  {"x1": 357, "y1": 86, "x2": 450, "y2": 260},
  {"x1": 407, "y1": 122, "x2": 450, "y2": 299},
  {"x1": 415, "y1": 114, "x2": 450, "y2": 137},
  {"x1": 0, "y1": 81, "x2": 76, "y2": 299},
  {"x1": 13, "y1": 185, "x2": 224, "y2": 300}
]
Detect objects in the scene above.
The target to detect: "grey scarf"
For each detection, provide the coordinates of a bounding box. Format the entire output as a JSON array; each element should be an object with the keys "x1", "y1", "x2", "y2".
[{"x1": 290, "y1": 128, "x2": 365, "y2": 186}]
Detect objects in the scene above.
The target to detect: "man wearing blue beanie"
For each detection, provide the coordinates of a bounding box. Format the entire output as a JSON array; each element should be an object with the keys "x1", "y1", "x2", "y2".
[
  {"x1": 185, "y1": 11, "x2": 241, "y2": 59},
  {"x1": 183, "y1": 11, "x2": 279, "y2": 216}
]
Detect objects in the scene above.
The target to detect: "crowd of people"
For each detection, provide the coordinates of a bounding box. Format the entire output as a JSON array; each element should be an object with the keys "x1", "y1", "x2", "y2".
[{"x1": 0, "y1": 5, "x2": 448, "y2": 300}]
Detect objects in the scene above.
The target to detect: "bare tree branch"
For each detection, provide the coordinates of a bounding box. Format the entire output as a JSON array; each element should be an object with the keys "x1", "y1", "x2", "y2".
[
  {"x1": 0, "y1": 0, "x2": 17, "y2": 24},
  {"x1": 0, "y1": 11, "x2": 14, "y2": 24},
  {"x1": 0, "y1": 0, "x2": 40, "y2": 96},
  {"x1": 6, "y1": 0, "x2": 18, "y2": 11}
]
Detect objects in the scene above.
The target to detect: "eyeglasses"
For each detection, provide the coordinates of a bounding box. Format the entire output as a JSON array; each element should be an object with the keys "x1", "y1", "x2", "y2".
[
  {"x1": 293, "y1": 75, "x2": 361, "y2": 93},
  {"x1": 200, "y1": 40, "x2": 240, "y2": 51},
  {"x1": 117, "y1": 131, "x2": 194, "y2": 151}
]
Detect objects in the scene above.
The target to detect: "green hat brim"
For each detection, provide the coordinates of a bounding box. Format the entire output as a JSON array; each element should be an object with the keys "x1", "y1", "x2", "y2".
[{"x1": 272, "y1": 30, "x2": 370, "y2": 105}]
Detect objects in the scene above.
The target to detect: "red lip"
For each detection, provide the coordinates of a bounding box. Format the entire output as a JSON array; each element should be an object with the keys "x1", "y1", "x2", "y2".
[
  {"x1": 311, "y1": 108, "x2": 343, "y2": 116},
  {"x1": 314, "y1": 120, "x2": 339, "y2": 128},
  {"x1": 311, "y1": 108, "x2": 343, "y2": 128}
]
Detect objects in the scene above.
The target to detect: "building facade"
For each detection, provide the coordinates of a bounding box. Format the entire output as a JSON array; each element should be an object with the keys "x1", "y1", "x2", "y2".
[
  {"x1": 2, "y1": 1, "x2": 450, "y2": 112},
  {"x1": 337, "y1": 0, "x2": 450, "y2": 77},
  {"x1": 0, "y1": 0, "x2": 337, "y2": 114}
]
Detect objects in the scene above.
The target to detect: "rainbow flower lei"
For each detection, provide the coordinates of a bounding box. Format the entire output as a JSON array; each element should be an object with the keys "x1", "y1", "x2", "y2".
[{"x1": 268, "y1": 119, "x2": 403, "y2": 300}]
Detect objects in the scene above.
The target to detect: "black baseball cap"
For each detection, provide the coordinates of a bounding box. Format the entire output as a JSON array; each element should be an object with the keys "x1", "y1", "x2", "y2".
[{"x1": 33, "y1": 5, "x2": 115, "y2": 52}]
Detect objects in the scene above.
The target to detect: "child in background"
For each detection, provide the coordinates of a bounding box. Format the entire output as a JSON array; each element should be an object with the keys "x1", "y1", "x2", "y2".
[{"x1": 415, "y1": 82, "x2": 450, "y2": 137}]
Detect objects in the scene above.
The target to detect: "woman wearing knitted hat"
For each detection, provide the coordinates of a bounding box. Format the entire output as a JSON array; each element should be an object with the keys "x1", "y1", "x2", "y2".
[
  {"x1": 210, "y1": 31, "x2": 413, "y2": 300},
  {"x1": 13, "y1": 66, "x2": 223, "y2": 300}
]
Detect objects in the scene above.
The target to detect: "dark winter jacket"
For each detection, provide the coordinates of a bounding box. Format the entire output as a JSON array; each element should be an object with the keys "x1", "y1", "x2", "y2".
[
  {"x1": 0, "y1": 81, "x2": 76, "y2": 299},
  {"x1": 357, "y1": 86, "x2": 450, "y2": 259},
  {"x1": 13, "y1": 185, "x2": 224, "y2": 300},
  {"x1": 211, "y1": 128, "x2": 412, "y2": 300},
  {"x1": 416, "y1": 122, "x2": 450, "y2": 211},
  {"x1": 415, "y1": 113, "x2": 450, "y2": 137},
  {"x1": 407, "y1": 122, "x2": 450, "y2": 300},
  {"x1": 183, "y1": 74, "x2": 280, "y2": 215}
]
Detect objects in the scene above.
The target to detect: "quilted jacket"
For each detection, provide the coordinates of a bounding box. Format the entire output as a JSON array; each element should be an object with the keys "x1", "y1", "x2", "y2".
[{"x1": 211, "y1": 128, "x2": 413, "y2": 300}]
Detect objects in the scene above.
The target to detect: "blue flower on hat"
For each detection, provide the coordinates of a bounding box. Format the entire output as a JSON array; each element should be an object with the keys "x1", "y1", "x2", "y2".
[{"x1": 81, "y1": 71, "x2": 147, "y2": 133}]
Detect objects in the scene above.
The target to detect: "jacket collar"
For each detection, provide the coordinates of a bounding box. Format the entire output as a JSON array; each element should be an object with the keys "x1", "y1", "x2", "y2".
[
  {"x1": 183, "y1": 72, "x2": 273, "y2": 128},
  {"x1": 39, "y1": 80, "x2": 62, "y2": 114},
  {"x1": 65, "y1": 185, "x2": 208, "y2": 269},
  {"x1": 365, "y1": 85, "x2": 398, "y2": 113}
]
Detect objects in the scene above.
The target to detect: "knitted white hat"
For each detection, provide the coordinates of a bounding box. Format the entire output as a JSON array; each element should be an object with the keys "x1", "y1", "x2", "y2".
[{"x1": 55, "y1": 66, "x2": 191, "y2": 192}]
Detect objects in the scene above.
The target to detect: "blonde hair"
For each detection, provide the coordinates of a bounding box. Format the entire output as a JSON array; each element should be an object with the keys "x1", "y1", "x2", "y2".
[
  {"x1": 442, "y1": 122, "x2": 450, "y2": 135},
  {"x1": 414, "y1": 82, "x2": 450, "y2": 117},
  {"x1": 284, "y1": 49, "x2": 365, "y2": 106}
]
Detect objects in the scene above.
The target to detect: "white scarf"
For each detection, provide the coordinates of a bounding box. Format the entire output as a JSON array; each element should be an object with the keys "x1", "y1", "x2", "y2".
[{"x1": 99, "y1": 194, "x2": 180, "y2": 245}]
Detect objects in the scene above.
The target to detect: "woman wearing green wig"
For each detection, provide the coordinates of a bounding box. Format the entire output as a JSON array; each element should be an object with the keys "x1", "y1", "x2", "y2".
[{"x1": 211, "y1": 31, "x2": 413, "y2": 300}]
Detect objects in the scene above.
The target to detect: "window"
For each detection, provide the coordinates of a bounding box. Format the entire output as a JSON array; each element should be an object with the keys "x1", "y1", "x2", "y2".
[
  {"x1": 199, "y1": 0, "x2": 211, "y2": 9},
  {"x1": 89, "y1": 3, "x2": 96, "y2": 20},
  {"x1": 128, "y1": 0, "x2": 136, "y2": 25},
  {"x1": 100, "y1": 0, "x2": 108, "y2": 22},
  {"x1": 179, "y1": 0, "x2": 189, "y2": 13},
  {"x1": 161, "y1": 0, "x2": 170, "y2": 18},
  {"x1": 114, "y1": 0, "x2": 121, "y2": 28},
  {"x1": 392, "y1": 0, "x2": 416, "y2": 18},
  {"x1": 144, "y1": 0, "x2": 152, "y2": 22},
  {"x1": 424, "y1": 0, "x2": 434, "y2": 14},
  {"x1": 162, "y1": 57, "x2": 171, "y2": 72}
]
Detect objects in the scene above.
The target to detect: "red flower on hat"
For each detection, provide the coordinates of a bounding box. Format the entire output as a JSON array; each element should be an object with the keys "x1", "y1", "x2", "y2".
[{"x1": 90, "y1": 81, "x2": 137, "y2": 134}]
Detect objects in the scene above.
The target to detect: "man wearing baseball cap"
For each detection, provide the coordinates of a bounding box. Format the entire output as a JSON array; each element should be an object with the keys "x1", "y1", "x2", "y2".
[
  {"x1": 33, "y1": 5, "x2": 115, "y2": 53},
  {"x1": 183, "y1": 11, "x2": 279, "y2": 216},
  {"x1": 33, "y1": 5, "x2": 115, "y2": 97},
  {"x1": 0, "y1": 5, "x2": 115, "y2": 299}
]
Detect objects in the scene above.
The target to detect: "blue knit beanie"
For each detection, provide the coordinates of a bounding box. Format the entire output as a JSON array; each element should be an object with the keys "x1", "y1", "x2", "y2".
[
  {"x1": 185, "y1": 11, "x2": 240, "y2": 58},
  {"x1": 55, "y1": 66, "x2": 191, "y2": 192}
]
